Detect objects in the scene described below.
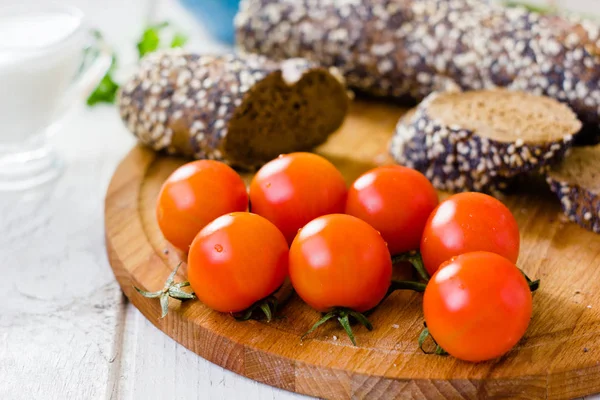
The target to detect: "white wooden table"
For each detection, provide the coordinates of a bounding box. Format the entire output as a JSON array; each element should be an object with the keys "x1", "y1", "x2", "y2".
[{"x1": 0, "y1": 0, "x2": 597, "y2": 399}]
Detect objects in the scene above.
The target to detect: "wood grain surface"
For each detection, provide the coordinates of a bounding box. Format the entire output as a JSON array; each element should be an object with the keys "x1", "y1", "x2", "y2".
[{"x1": 105, "y1": 100, "x2": 600, "y2": 400}]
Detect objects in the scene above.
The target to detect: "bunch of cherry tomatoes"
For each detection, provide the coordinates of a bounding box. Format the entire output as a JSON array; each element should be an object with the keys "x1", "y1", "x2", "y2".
[{"x1": 141, "y1": 152, "x2": 538, "y2": 363}]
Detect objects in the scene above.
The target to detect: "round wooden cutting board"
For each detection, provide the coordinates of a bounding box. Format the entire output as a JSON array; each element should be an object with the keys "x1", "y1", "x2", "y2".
[{"x1": 105, "y1": 100, "x2": 600, "y2": 400}]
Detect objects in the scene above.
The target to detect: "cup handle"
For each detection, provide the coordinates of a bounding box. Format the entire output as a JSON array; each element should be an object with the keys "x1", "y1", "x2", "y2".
[{"x1": 60, "y1": 31, "x2": 113, "y2": 112}]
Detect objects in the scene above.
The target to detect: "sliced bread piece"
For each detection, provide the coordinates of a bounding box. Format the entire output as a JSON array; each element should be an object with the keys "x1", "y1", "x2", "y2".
[
  {"x1": 118, "y1": 50, "x2": 349, "y2": 169},
  {"x1": 390, "y1": 90, "x2": 581, "y2": 193},
  {"x1": 419, "y1": 90, "x2": 580, "y2": 177},
  {"x1": 546, "y1": 145, "x2": 600, "y2": 233},
  {"x1": 391, "y1": 108, "x2": 511, "y2": 195}
]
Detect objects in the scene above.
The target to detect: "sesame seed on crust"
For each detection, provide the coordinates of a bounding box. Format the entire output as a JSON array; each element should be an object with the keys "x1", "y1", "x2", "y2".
[
  {"x1": 546, "y1": 145, "x2": 600, "y2": 234},
  {"x1": 547, "y1": 177, "x2": 600, "y2": 233}
]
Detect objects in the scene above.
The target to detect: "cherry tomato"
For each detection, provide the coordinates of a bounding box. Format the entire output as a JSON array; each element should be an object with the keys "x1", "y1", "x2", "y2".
[
  {"x1": 289, "y1": 214, "x2": 392, "y2": 313},
  {"x1": 249, "y1": 152, "x2": 347, "y2": 244},
  {"x1": 187, "y1": 212, "x2": 288, "y2": 313},
  {"x1": 420, "y1": 192, "x2": 520, "y2": 275},
  {"x1": 346, "y1": 165, "x2": 438, "y2": 255},
  {"x1": 156, "y1": 160, "x2": 248, "y2": 251},
  {"x1": 423, "y1": 251, "x2": 532, "y2": 362}
]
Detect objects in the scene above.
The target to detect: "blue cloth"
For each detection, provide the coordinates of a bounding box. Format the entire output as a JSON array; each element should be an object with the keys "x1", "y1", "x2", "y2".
[{"x1": 179, "y1": 0, "x2": 240, "y2": 44}]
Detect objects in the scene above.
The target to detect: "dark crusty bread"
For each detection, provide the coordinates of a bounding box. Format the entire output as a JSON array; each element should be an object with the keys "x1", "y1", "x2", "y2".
[
  {"x1": 391, "y1": 107, "x2": 512, "y2": 195},
  {"x1": 118, "y1": 50, "x2": 349, "y2": 169},
  {"x1": 236, "y1": 0, "x2": 600, "y2": 141},
  {"x1": 547, "y1": 145, "x2": 600, "y2": 233},
  {"x1": 390, "y1": 90, "x2": 581, "y2": 194}
]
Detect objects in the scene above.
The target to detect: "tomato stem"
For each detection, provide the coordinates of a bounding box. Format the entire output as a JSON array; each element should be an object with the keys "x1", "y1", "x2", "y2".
[
  {"x1": 302, "y1": 307, "x2": 373, "y2": 346},
  {"x1": 232, "y1": 296, "x2": 278, "y2": 322},
  {"x1": 302, "y1": 311, "x2": 337, "y2": 339},
  {"x1": 392, "y1": 251, "x2": 430, "y2": 282},
  {"x1": 337, "y1": 314, "x2": 355, "y2": 345},
  {"x1": 388, "y1": 280, "x2": 427, "y2": 294},
  {"x1": 373, "y1": 279, "x2": 426, "y2": 311},
  {"x1": 134, "y1": 262, "x2": 196, "y2": 318},
  {"x1": 418, "y1": 323, "x2": 448, "y2": 356},
  {"x1": 260, "y1": 303, "x2": 273, "y2": 321},
  {"x1": 520, "y1": 269, "x2": 540, "y2": 292}
]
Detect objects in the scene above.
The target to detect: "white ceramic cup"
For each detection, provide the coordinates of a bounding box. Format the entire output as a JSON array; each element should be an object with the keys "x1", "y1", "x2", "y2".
[{"x1": 0, "y1": 3, "x2": 111, "y2": 191}]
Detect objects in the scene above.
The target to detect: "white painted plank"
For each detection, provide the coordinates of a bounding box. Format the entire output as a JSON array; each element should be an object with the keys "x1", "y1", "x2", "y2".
[
  {"x1": 114, "y1": 304, "x2": 304, "y2": 400},
  {"x1": 0, "y1": 0, "x2": 143, "y2": 397},
  {"x1": 0, "y1": 111, "x2": 133, "y2": 400}
]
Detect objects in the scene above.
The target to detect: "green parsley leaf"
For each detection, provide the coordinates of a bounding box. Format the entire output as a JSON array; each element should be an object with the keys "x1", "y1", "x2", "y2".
[
  {"x1": 91, "y1": 29, "x2": 103, "y2": 40},
  {"x1": 137, "y1": 22, "x2": 170, "y2": 59},
  {"x1": 86, "y1": 55, "x2": 119, "y2": 106},
  {"x1": 503, "y1": 1, "x2": 555, "y2": 15},
  {"x1": 88, "y1": 22, "x2": 187, "y2": 107},
  {"x1": 137, "y1": 28, "x2": 161, "y2": 58},
  {"x1": 170, "y1": 32, "x2": 188, "y2": 48}
]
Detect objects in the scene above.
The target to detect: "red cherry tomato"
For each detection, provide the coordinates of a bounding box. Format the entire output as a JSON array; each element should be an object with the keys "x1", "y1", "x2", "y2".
[
  {"x1": 420, "y1": 192, "x2": 520, "y2": 275},
  {"x1": 289, "y1": 214, "x2": 392, "y2": 313},
  {"x1": 249, "y1": 153, "x2": 347, "y2": 244},
  {"x1": 346, "y1": 165, "x2": 438, "y2": 255},
  {"x1": 423, "y1": 251, "x2": 532, "y2": 362},
  {"x1": 156, "y1": 160, "x2": 248, "y2": 251},
  {"x1": 187, "y1": 212, "x2": 288, "y2": 313}
]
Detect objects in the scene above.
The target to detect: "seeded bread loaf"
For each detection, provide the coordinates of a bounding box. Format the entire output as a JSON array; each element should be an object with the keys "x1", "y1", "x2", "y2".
[
  {"x1": 390, "y1": 90, "x2": 581, "y2": 194},
  {"x1": 547, "y1": 145, "x2": 600, "y2": 233},
  {"x1": 118, "y1": 50, "x2": 349, "y2": 169},
  {"x1": 236, "y1": 0, "x2": 600, "y2": 140}
]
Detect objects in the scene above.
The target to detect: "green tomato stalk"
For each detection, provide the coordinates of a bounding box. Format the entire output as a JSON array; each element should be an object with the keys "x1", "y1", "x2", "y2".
[
  {"x1": 302, "y1": 308, "x2": 373, "y2": 347},
  {"x1": 134, "y1": 262, "x2": 195, "y2": 318},
  {"x1": 135, "y1": 263, "x2": 288, "y2": 322},
  {"x1": 232, "y1": 296, "x2": 279, "y2": 322}
]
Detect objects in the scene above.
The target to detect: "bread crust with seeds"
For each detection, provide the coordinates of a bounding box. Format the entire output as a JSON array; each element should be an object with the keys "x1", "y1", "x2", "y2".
[
  {"x1": 118, "y1": 50, "x2": 349, "y2": 169},
  {"x1": 391, "y1": 108, "x2": 512, "y2": 195},
  {"x1": 236, "y1": 0, "x2": 600, "y2": 138},
  {"x1": 390, "y1": 90, "x2": 580, "y2": 194},
  {"x1": 547, "y1": 145, "x2": 600, "y2": 233}
]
